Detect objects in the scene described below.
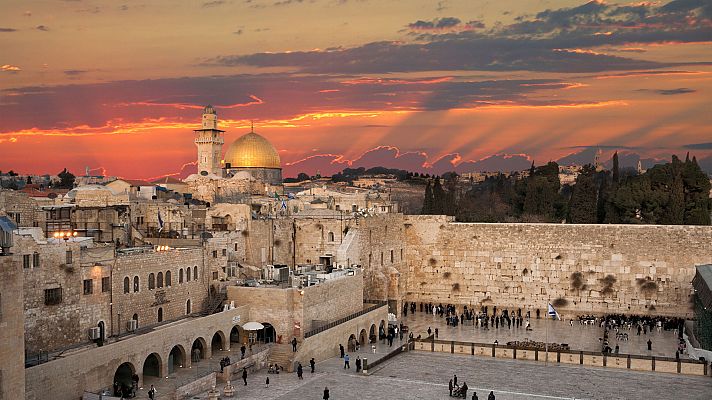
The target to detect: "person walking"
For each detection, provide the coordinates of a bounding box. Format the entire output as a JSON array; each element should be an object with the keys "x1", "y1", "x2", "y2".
[
  {"x1": 461, "y1": 382, "x2": 468, "y2": 398},
  {"x1": 240, "y1": 345, "x2": 246, "y2": 359},
  {"x1": 449, "y1": 379, "x2": 453, "y2": 396},
  {"x1": 339, "y1": 344, "x2": 345, "y2": 358},
  {"x1": 148, "y1": 385, "x2": 156, "y2": 400},
  {"x1": 427, "y1": 327, "x2": 432, "y2": 336},
  {"x1": 242, "y1": 367, "x2": 248, "y2": 386},
  {"x1": 355, "y1": 356, "x2": 362, "y2": 372},
  {"x1": 472, "y1": 392, "x2": 478, "y2": 400},
  {"x1": 647, "y1": 339, "x2": 652, "y2": 351},
  {"x1": 310, "y1": 358, "x2": 316, "y2": 373},
  {"x1": 453, "y1": 374, "x2": 458, "y2": 386},
  {"x1": 343, "y1": 354, "x2": 350, "y2": 369},
  {"x1": 297, "y1": 363, "x2": 303, "y2": 380},
  {"x1": 488, "y1": 391, "x2": 496, "y2": 400},
  {"x1": 265, "y1": 376, "x2": 270, "y2": 388},
  {"x1": 291, "y1": 337, "x2": 298, "y2": 352},
  {"x1": 323, "y1": 387, "x2": 330, "y2": 399}
]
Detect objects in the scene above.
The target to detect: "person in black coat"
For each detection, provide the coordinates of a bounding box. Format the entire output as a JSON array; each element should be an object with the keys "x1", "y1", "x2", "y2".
[
  {"x1": 339, "y1": 344, "x2": 345, "y2": 358},
  {"x1": 297, "y1": 363, "x2": 303, "y2": 380},
  {"x1": 323, "y1": 387, "x2": 330, "y2": 399},
  {"x1": 310, "y1": 358, "x2": 316, "y2": 373},
  {"x1": 242, "y1": 368, "x2": 248, "y2": 386},
  {"x1": 488, "y1": 391, "x2": 496, "y2": 400}
]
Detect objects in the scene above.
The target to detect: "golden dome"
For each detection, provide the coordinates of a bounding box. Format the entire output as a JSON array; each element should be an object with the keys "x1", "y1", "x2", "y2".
[{"x1": 224, "y1": 132, "x2": 281, "y2": 169}]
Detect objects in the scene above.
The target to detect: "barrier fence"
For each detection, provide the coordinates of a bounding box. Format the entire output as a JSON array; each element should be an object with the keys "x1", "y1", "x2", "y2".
[
  {"x1": 412, "y1": 338, "x2": 710, "y2": 377},
  {"x1": 304, "y1": 301, "x2": 387, "y2": 338}
]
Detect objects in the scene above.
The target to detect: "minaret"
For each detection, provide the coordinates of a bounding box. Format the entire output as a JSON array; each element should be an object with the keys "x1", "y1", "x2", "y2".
[
  {"x1": 194, "y1": 105, "x2": 224, "y2": 175},
  {"x1": 594, "y1": 148, "x2": 603, "y2": 172}
]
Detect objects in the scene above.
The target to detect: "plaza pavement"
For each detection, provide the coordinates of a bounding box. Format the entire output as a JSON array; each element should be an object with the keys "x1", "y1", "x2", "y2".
[
  {"x1": 399, "y1": 312, "x2": 682, "y2": 358},
  {"x1": 192, "y1": 350, "x2": 712, "y2": 399}
]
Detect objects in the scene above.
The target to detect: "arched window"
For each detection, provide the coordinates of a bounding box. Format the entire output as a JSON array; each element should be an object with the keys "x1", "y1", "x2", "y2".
[
  {"x1": 157, "y1": 272, "x2": 163, "y2": 288},
  {"x1": 132, "y1": 313, "x2": 138, "y2": 328},
  {"x1": 157, "y1": 307, "x2": 163, "y2": 323},
  {"x1": 165, "y1": 271, "x2": 171, "y2": 287},
  {"x1": 328, "y1": 231, "x2": 335, "y2": 242},
  {"x1": 148, "y1": 273, "x2": 155, "y2": 290},
  {"x1": 186, "y1": 267, "x2": 191, "y2": 282},
  {"x1": 123, "y1": 277, "x2": 130, "y2": 294},
  {"x1": 133, "y1": 276, "x2": 139, "y2": 292},
  {"x1": 179, "y1": 269, "x2": 184, "y2": 283},
  {"x1": 186, "y1": 299, "x2": 191, "y2": 315},
  {"x1": 193, "y1": 266, "x2": 198, "y2": 280}
]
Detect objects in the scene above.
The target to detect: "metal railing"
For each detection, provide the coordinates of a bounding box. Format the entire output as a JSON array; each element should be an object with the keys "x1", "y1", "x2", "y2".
[{"x1": 304, "y1": 301, "x2": 387, "y2": 338}]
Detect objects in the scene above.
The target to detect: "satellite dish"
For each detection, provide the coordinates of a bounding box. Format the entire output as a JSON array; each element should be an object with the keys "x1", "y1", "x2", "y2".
[
  {"x1": 47, "y1": 192, "x2": 58, "y2": 199},
  {"x1": 200, "y1": 171, "x2": 209, "y2": 176}
]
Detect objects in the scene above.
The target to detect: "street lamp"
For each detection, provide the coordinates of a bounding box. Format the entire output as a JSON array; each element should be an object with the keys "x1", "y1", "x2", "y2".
[{"x1": 53, "y1": 230, "x2": 78, "y2": 241}]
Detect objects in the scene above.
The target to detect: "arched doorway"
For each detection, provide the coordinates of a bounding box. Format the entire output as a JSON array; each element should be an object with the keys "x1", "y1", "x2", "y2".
[
  {"x1": 142, "y1": 353, "x2": 162, "y2": 380},
  {"x1": 191, "y1": 337, "x2": 207, "y2": 362},
  {"x1": 114, "y1": 362, "x2": 135, "y2": 393},
  {"x1": 211, "y1": 331, "x2": 226, "y2": 353},
  {"x1": 359, "y1": 329, "x2": 367, "y2": 346},
  {"x1": 98, "y1": 321, "x2": 106, "y2": 343},
  {"x1": 230, "y1": 326, "x2": 241, "y2": 345},
  {"x1": 186, "y1": 299, "x2": 191, "y2": 315},
  {"x1": 369, "y1": 324, "x2": 376, "y2": 343},
  {"x1": 257, "y1": 323, "x2": 276, "y2": 343},
  {"x1": 168, "y1": 345, "x2": 186, "y2": 374},
  {"x1": 347, "y1": 334, "x2": 357, "y2": 352},
  {"x1": 157, "y1": 307, "x2": 163, "y2": 323},
  {"x1": 379, "y1": 320, "x2": 386, "y2": 340}
]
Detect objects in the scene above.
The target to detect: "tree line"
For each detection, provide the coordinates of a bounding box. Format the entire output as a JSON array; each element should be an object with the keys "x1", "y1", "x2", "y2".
[{"x1": 421, "y1": 153, "x2": 711, "y2": 225}]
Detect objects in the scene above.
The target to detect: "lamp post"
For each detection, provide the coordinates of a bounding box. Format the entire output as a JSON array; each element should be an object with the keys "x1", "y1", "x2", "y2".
[{"x1": 53, "y1": 230, "x2": 78, "y2": 241}]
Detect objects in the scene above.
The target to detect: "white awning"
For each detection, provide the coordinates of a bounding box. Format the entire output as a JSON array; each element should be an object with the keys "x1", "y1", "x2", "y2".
[{"x1": 242, "y1": 321, "x2": 265, "y2": 331}]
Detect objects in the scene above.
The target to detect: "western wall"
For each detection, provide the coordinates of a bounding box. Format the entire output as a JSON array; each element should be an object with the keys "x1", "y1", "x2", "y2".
[{"x1": 402, "y1": 215, "x2": 712, "y2": 317}]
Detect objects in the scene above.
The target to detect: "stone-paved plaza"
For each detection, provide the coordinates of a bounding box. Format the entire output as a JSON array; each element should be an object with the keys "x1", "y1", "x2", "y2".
[
  {"x1": 400, "y1": 312, "x2": 683, "y2": 358},
  {"x1": 192, "y1": 350, "x2": 712, "y2": 400}
]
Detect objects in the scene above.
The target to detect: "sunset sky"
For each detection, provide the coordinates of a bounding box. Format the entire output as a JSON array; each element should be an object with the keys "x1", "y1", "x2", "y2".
[{"x1": 1, "y1": 0, "x2": 711, "y2": 179}]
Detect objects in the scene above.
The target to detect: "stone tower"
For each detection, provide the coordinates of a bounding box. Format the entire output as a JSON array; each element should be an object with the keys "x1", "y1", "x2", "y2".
[
  {"x1": 594, "y1": 148, "x2": 603, "y2": 172},
  {"x1": 194, "y1": 105, "x2": 224, "y2": 175}
]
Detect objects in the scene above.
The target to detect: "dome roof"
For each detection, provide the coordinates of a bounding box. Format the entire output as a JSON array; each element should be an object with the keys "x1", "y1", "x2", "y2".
[
  {"x1": 224, "y1": 132, "x2": 281, "y2": 169},
  {"x1": 203, "y1": 104, "x2": 216, "y2": 115}
]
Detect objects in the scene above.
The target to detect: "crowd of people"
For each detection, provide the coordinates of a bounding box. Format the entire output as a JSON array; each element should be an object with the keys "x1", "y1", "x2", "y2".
[{"x1": 405, "y1": 301, "x2": 536, "y2": 333}]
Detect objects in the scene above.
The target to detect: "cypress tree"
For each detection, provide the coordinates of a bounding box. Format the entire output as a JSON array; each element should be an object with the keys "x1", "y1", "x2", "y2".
[
  {"x1": 568, "y1": 165, "x2": 598, "y2": 223},
  {"x1": 432, "y1": 178, "x2": 446, "y2": 215},
  {"x1": 422, "y1": 180, "x2": 433, "y2": 214},
  {"x1": 612, "y1": 151, "x2": 620, "y2": 184}
]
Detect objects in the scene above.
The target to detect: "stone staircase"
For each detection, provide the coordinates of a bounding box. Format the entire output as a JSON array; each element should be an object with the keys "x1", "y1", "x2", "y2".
[
  {"x1": 268, "y1": 343, "x2": 295, "y2": 372},
  {"x1": 336, "y1": 228, "x2": 358, "y2": 267},
  {"x1": 202, "y1": 292, "x2": 227, "y2": 316}
]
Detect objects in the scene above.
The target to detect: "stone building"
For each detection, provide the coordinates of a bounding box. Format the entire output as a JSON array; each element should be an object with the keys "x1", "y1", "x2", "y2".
[
  {"x1": 112, "y1": 247, "x2": 210, "y2": 335},
  {"x1": 0, "y1": 219, "x2": 26, "y2": 400}
]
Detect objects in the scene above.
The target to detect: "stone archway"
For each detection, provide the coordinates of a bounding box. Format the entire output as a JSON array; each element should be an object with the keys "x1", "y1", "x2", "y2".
[
  {"x1": 211, "y1": 331, "x2": 227, "y2": 353},
  {"x1": 257, "y1": 323, "x2": 276, "y2": 343},
  {"x1": 359, "y1": 329, "x2": 367, "y2": 346},
  {"x1": 369, "y1": 324, "x2": 376, "y2": 343},
  {"x1": 168, "y1": 345, "x2": 186, "y2": 374},
  {"x1": 142, "y1": 353, "x2": 162, "y2": 380},
  {"x1": 191, "y1": 337, "x2": 207, "y2": 362},
  {"x1": 230, "y1": 325, "x2": 242, "y2": 345},
  {"x1": 379, "y1": 320, "x2": 386, "y2": 340},
  {"x1": 347, "y1": 334, "x2": 357, "y2": 352},
  {"x1": 114, "y1": 362, "x2": 135, "y2": 395}
]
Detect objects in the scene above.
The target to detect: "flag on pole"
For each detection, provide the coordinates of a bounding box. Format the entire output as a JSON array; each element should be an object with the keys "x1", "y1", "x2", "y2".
[
  {"x1": 547, "y1": 303, "x2": 560, "y2": 320},
  {"x1": 157, "y1": 210, "x2": 164, "y2": 233}
]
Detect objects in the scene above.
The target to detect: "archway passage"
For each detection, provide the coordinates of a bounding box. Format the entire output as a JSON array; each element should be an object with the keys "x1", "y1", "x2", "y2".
[
  {"x1": 379, "y1": 320, "x2": 386, "y2": 340},
  {"x1": 230, "y1": 326, "x2": 241, "y2": 344},
  {"x1": 369, "y1": 324, "x2": 376, "y2": 343},
  {"x1": 143, "y1": 353, "x2": 161, "y2": 379},
  {"x1": 168, "y1": 345, "x2": 186, "y2": 374},
  {"x1": 114, "y1": 362, "x2": 135, "y2": 393},
  {"x1": 347, "y1": 334, "x2": 357, "y2": 352},
  {"x1": 191, "y1": 338, "x2": 207, "y2": 362},
  {"x1": 211, "y1": 331, "x2": 226, "y2": 353},
  {"x1": 257, "y1": 323, "x2": 276, "y2": 343},
  {"x1": 359, "y1": 329, "x2": 367, "y2": 346}
]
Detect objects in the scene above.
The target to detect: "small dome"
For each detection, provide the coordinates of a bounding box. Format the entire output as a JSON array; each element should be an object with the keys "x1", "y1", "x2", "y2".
[
  {"x1": 232, "y1": 171, "x2": 255, "y2": 181},
  {"x1": 203, "y1": 105, "x2": 216, "y2": 115},
  {"x1": 224, "y1": 132, "x2": 281, "y2": 169}
]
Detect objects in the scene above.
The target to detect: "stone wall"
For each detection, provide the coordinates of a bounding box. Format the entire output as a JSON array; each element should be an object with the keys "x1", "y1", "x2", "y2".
[
  {"x1": 227, "y1": 285, "x2": 300, "y2": 341},
  {"x1": 24, "y1": 307, "x2": 249, "y2": 400},
  {"x1": 302, "y1": 272, "x2": 364, "y2": 331},
  {"x1": 0, "y1": 190, "x2": 38, "y2": 227},
  {"x1": 403, "y1": 216, "x2": 712, "y2": 317},
  {"x1": 113, "y1": 248, "x2": 209, "y2": 334},
  {"x1": 0, "y1": 254, "x2": 26, "y2": 400},
  {"x1": 294, "y1": 305, "x2": 388, "y2": 366}
]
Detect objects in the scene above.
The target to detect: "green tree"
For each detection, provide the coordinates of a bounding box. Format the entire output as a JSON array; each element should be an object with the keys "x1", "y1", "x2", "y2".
[
  {"x1": 421, "y1": 180, "x2": 433, "y2": 214},
  {"x1": 612, "y1": 151, "x2": 620, "y2": 184},
  {"x1": 57, "y1": 168, "x2": 76, "y2": 189},
  {"x1": 682, "y1": 156, "x2": 712, "y2": 225},
  {"x1": 432, "y1": 178, "x2": 446, "y2": 215},
  {"x1": 567, "y1": 165, "x2": 598, "y2": 223}
]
